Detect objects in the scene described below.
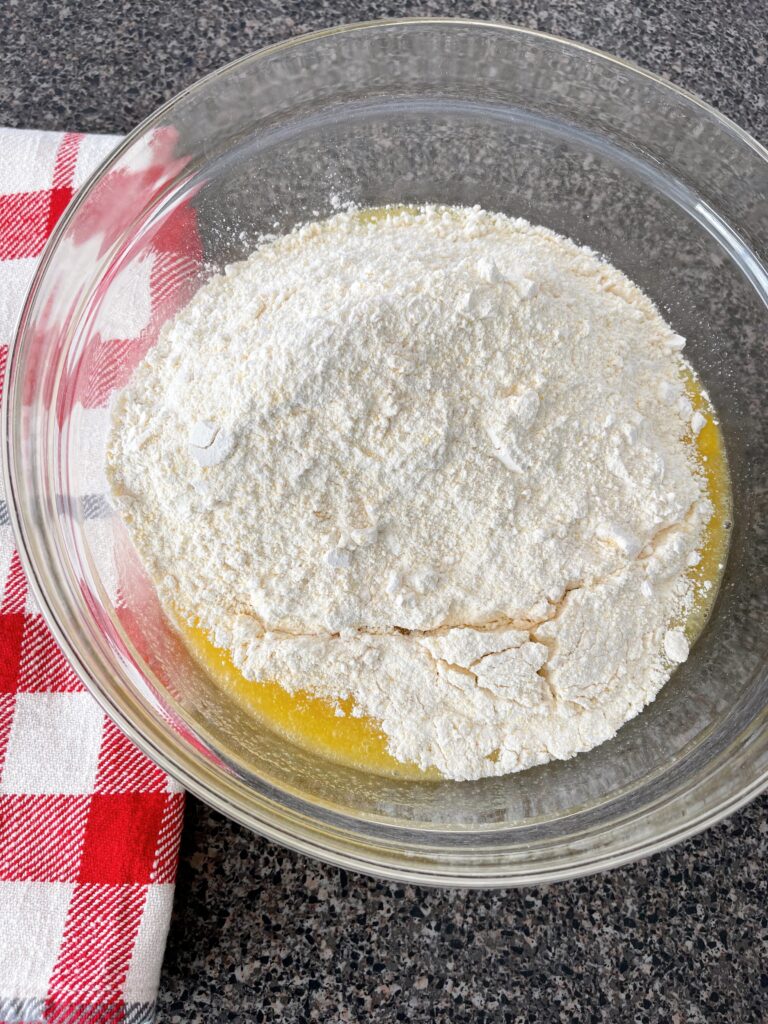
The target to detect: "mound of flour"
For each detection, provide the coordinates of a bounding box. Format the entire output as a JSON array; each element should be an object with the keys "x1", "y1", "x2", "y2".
[{"x1": 107, "y1": 205, "x2": 710, "y2": 780}]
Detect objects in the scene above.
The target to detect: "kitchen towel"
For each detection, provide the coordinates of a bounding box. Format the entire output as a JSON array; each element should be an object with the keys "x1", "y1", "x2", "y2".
[{"x1": 0, "y1": 128, "x2": 185, "y2": 1024}]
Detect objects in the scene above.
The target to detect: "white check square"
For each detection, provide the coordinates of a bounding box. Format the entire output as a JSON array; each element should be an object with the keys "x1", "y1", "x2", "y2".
[
  {"x1": 73, "y1": 134, "x2": 121, "y2": 189},
  {"x1": 0, "y1": 693, "x2": 105, "y2": 795},
  {"x1": 0, "y1": 881, "x2": 74, "y2": 998},
  {"x1": 0, "y1": 257, "x2": 37, "y2": 345},
  {"x1": 0, "y1": 129, "x2": 59, "y2": 196}
]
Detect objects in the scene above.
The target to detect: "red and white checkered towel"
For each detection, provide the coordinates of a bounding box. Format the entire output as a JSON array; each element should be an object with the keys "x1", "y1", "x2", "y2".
[{"x1": 0, "y1": 128, "x2": 185, "y2": 1024}]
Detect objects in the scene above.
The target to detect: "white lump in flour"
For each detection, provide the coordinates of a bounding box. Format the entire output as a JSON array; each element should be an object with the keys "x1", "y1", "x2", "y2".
[{"x1": 107, "y1": 205, "x2": 711, "y2": 781}]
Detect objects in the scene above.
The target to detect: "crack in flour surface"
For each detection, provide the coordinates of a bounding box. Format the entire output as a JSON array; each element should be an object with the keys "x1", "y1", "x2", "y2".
[{"x1": 107, "y1": 205, "x2": 713, "y2": 781}]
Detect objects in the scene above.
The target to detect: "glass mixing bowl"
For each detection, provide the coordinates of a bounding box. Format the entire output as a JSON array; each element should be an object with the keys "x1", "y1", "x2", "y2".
[{"x1": 4, "y1": 19, "x2": 768, "y2": 886}]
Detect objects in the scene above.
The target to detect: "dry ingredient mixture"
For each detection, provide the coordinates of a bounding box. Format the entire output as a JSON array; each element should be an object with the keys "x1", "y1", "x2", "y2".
[{"x1": 107, "y1": 205, "x2": 724, "y2": 781}]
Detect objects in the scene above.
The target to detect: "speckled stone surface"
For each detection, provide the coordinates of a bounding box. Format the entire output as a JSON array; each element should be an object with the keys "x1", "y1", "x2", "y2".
[{"x1": 3, "y1": 2, "x2": 767, "y2": 1022}]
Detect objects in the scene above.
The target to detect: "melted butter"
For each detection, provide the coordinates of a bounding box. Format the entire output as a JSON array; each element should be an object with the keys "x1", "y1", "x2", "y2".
[
  {"x1": 178, "y1": 617, "x2": 434, "y2": 779},
  {"x1": 679, "y1": 370, "x2": 731, "y2": 640},
  {"x1": 178, "y1": 274, "x2": 731, "y2": 780}
]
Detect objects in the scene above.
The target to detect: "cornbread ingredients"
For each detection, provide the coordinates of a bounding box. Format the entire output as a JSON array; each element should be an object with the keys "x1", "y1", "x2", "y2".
[{"x1": 107, "y1": 205, "x2": 715, "y2": 780}]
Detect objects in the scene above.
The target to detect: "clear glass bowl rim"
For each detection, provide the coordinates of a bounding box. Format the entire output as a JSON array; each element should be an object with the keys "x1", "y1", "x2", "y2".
[{"x1": 3, "y1": 16, "x2": 768, "y2": 887}]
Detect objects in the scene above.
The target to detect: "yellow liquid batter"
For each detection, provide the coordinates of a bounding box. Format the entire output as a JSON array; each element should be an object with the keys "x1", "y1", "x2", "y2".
[
  {"x1": 679, "y1": 372, "x2": 732, "y2": 641},
  {"x1": 177, "y1": 368, "x2": 731, "y2": 781}
]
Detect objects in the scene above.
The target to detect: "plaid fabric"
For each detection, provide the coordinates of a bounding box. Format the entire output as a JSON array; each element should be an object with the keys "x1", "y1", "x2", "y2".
[{"x1": 0, "y1": 129, "x2": 185, "y2": 1024}]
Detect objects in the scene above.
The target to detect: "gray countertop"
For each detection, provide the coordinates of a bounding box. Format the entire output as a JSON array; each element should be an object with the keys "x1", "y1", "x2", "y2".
[{"x1": 3, "y1": 2, "x2": 767, "y2": 1022}]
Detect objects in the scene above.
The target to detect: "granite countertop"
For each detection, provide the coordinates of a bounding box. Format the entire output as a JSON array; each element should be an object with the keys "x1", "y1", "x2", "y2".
[{"x1": 3, "y1": 2, "x2": 767, "y2": 1022}]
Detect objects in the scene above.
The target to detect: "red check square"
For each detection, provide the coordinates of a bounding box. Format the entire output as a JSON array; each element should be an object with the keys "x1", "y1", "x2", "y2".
[
  {"x1": 78, "y1": 792, "x2": 167, "y2": 884},
  {"x1": 0, "y1": 612, "x2": 25, "y2": 694}
]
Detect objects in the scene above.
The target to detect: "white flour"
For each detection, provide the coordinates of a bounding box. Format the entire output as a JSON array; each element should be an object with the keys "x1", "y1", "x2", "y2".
[{"x1": 107, "y1": 205, "x2": 711, "y2": 780}]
